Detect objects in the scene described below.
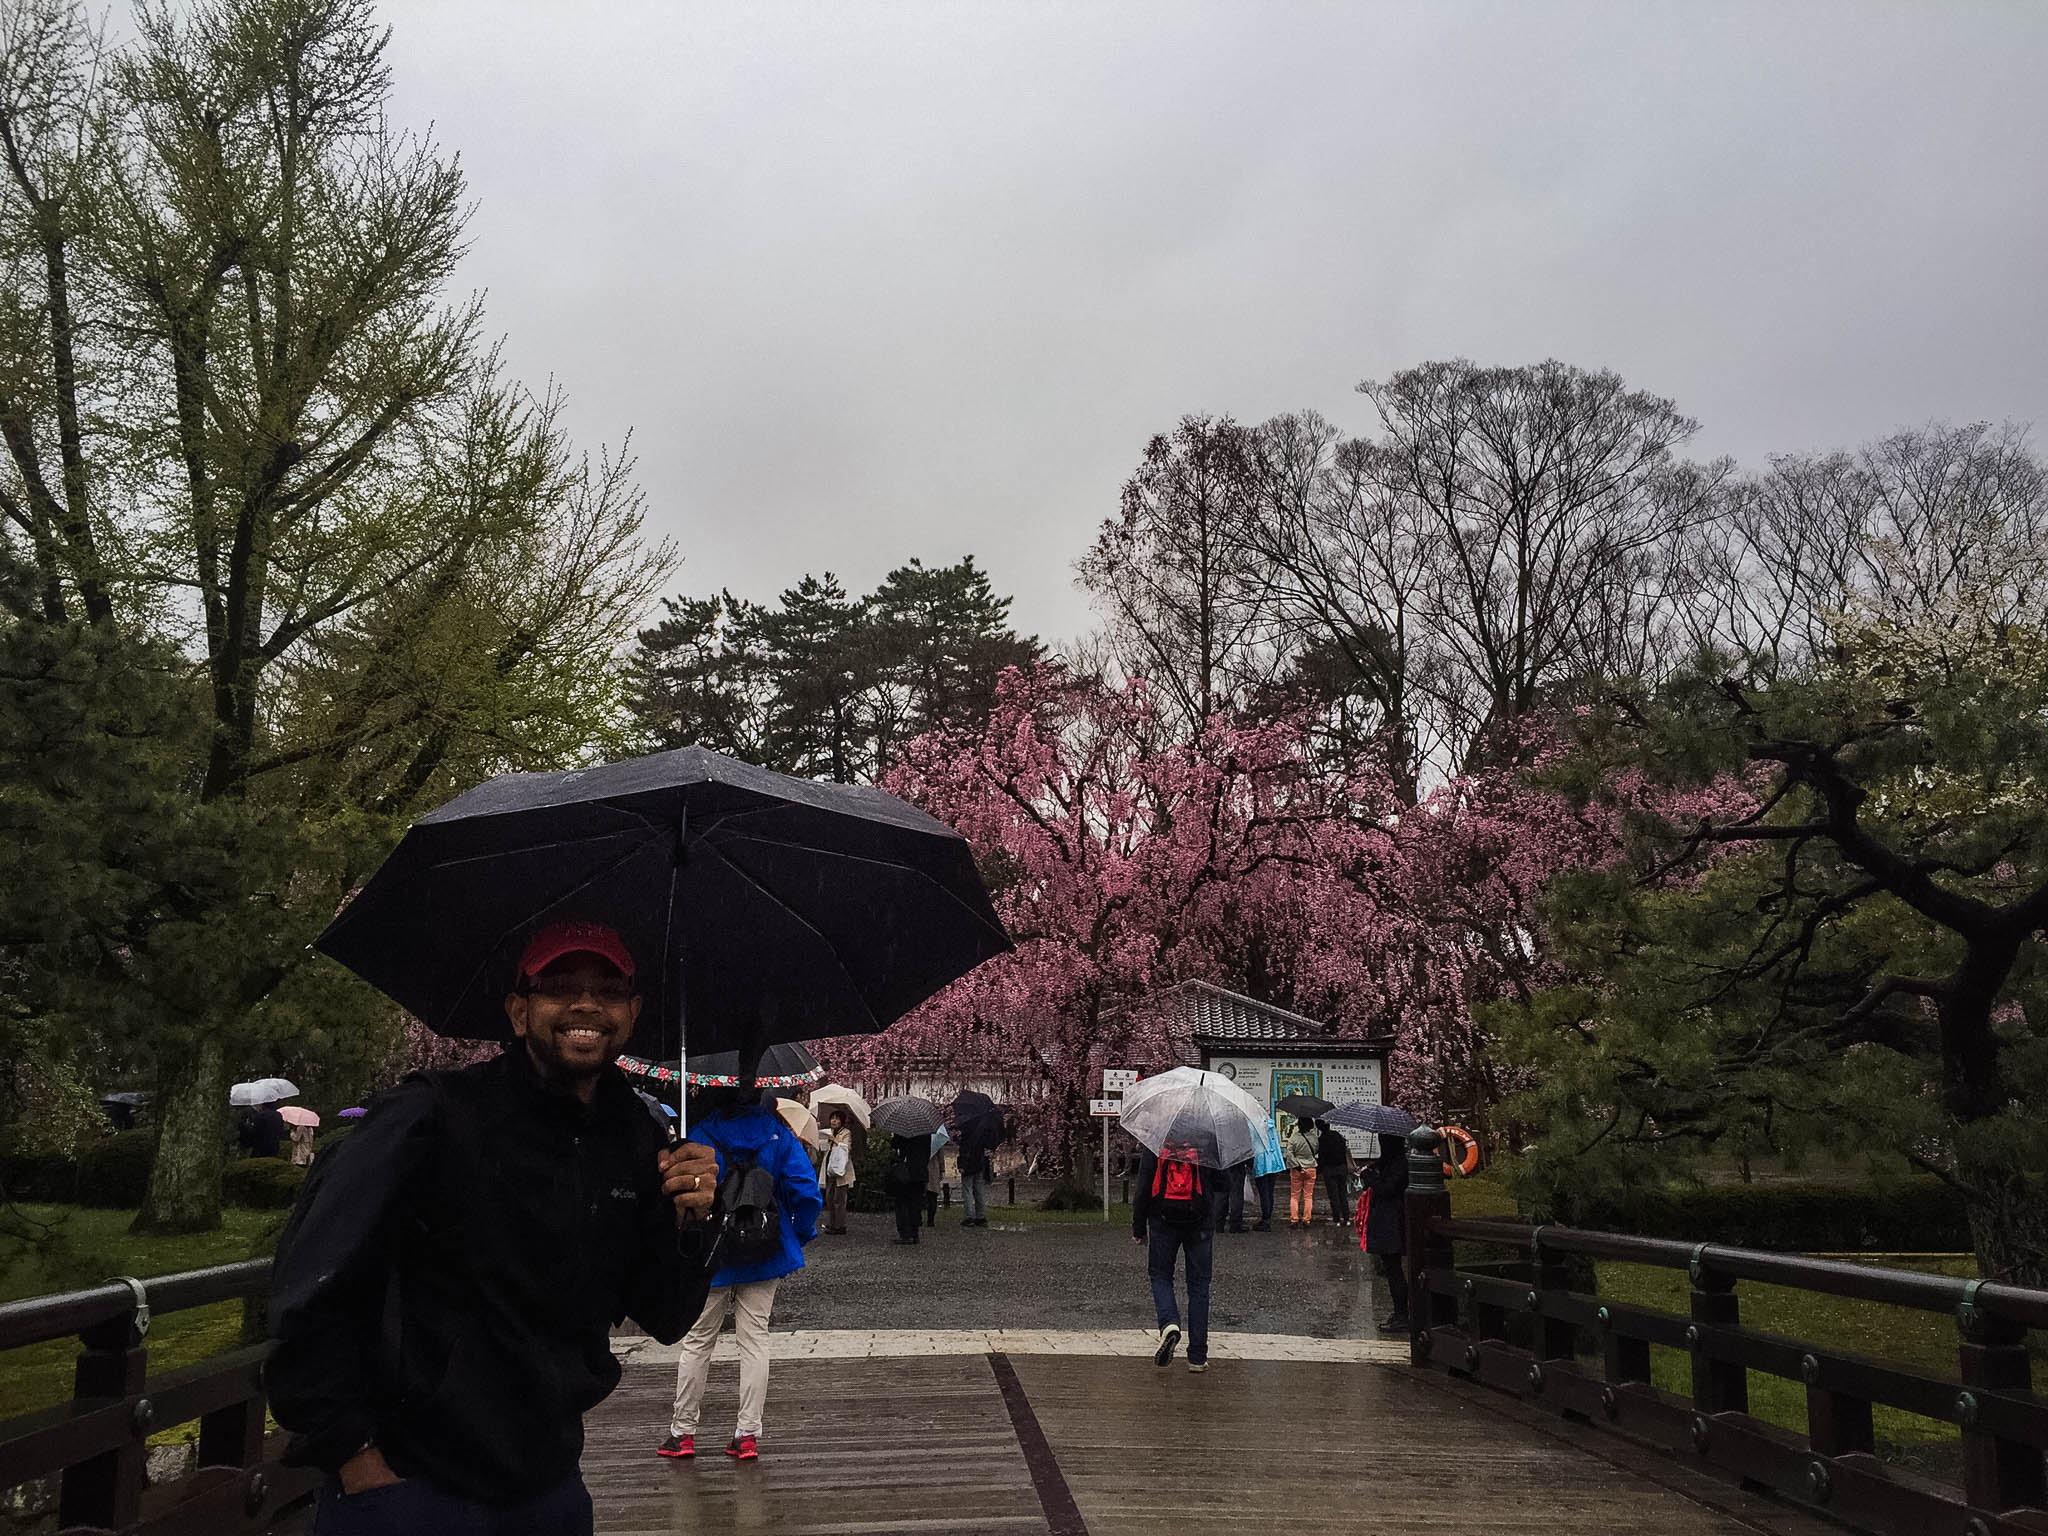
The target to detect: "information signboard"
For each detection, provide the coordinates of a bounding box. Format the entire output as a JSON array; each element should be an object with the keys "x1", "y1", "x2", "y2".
[
  {"x1": 1102, "y1": 1069, "x2": 1140, "y2": 1093},
  {"x1": 1089, "y1": 1098, "x2": 1122, "y2": 1117}
]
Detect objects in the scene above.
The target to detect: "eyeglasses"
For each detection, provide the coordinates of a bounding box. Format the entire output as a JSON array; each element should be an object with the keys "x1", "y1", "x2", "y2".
[{"x1": 522, "y1": 976, "x2": 636, "y2": 1005}]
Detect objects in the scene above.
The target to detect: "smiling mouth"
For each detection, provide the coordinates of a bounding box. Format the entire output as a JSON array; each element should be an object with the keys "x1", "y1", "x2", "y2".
[{"x1": 560, "y1": 1027, "x2": 608, "y2": 1047}]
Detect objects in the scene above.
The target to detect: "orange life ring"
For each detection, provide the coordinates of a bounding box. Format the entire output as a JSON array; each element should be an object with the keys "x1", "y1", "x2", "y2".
[{"x1": 1438, "y1": 1124, "x2": 1480, "y2": 1177}]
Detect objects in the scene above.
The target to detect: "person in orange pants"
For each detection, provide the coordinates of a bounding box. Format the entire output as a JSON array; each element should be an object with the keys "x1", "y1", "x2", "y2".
[
  {"x1": 1282, "y1": 1119, "x2": 1319, "y2": 1227},
  {"x1": 1288, "y1": 1167, "x2": 1316, "y2": 1224}
]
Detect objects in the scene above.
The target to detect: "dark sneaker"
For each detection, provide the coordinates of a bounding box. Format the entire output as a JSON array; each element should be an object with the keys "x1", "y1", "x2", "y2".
[
  {"x1": 657, "y1": 1434, "x2": 694, "y2": 1459},
  {"x1": 1188, "y1": 1360, "x2": 1208, "y2": 1373},
  {"x1": 726, "y1": 1434, "x2": 758, "y2": 1460},
  {"x1": 1153, "y1": 1323, "x2": 1181, "y2": 1366},
  {"x1": 1252, "y1": 1220, "x2": 1271, "y2": 1231},
  {"x1": 1379, "y1": 1315, "x2": 1411, "y2": 1334}
]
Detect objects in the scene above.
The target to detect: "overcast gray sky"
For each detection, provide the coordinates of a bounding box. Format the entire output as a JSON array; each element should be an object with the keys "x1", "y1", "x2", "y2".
[{"x1": 381, "y1": 1, "x2": 2048, "y2": 645}]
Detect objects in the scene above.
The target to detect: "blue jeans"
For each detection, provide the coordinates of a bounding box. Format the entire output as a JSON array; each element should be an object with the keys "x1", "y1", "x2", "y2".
[
  {"x1": 312, "y1": 1472, "x2": 591, "y2": 1535},
  {"x1": 962, "y1": 1169, "x2": 988, "y2": 1221},
  {"x1": 1146, "y1": 1222, "x2": 1212, "y2": 1364}
]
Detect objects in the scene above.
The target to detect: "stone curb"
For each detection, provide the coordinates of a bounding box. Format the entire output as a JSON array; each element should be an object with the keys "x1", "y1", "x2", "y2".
[{"x1": 616, "y1": 1328, "x2": 1408, "y2": 1365}]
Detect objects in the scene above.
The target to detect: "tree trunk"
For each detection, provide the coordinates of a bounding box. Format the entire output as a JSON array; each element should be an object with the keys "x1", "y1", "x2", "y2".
[
  {"x1": 1963, "y1": 1168, "x2": 2048, "y2": 1288},
  {"x1": 132, "y1": 1033, "x2": 227, "y2": 1235}
]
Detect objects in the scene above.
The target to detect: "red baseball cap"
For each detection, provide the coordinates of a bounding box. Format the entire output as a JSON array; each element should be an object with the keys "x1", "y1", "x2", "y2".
[{"x1": 517, "y1": 921, "x2": 636, "y2": 982}]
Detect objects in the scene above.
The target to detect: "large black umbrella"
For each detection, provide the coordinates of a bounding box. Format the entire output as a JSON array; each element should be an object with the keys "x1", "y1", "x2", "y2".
[{"x1": 315, "y1": 745, "x2": 1011, "y2": 1073}]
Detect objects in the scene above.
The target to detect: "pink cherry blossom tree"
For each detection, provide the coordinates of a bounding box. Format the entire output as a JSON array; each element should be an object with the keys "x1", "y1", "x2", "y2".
[{"x1": 823, "y1": 663, "x2": 1622, "y2": 1175}]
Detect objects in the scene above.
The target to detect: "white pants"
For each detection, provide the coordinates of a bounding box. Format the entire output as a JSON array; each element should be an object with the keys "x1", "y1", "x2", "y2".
[{"x1": 669, "y1": 1279, "x2": 778, "y2": 1439}]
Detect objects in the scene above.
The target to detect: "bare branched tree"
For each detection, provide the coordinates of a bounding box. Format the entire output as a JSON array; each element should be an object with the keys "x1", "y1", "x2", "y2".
[
  {"x1": 1352, "y1": 359, "x2": 1720, "y2": 771},
  {"x1": 1076, "y1": 414, "x2": 1280, "y2": 735}
]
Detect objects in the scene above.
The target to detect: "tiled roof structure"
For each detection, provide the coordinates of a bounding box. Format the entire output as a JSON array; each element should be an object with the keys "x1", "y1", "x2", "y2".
[{"x1": 1168, "y1": 979, "x2": 1392, "y2": 1051}]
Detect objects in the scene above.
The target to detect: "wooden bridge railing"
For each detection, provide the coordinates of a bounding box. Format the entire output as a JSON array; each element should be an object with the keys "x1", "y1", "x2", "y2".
[
  {"x1": 1401, "y1": 1130, "x2": 2048, "y2": 1536},
  {"x1": 0, "y1": 1258, "x2": 319, "y2": 1535}
]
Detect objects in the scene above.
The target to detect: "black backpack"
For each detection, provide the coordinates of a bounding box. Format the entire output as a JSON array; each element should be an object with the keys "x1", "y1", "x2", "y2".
[{"x1": 711, "y1": 1147, "x2": 783, "y2": 1269}]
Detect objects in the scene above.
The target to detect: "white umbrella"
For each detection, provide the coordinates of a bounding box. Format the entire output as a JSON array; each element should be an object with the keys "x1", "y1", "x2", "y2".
[
  {"x1": 774, "y1": 1097, "x2": 823, "y2": 1148},
  {"x1": 1117, "y1": 1067, "x2": 1266, "y2": 1170},
  {"x1": 809, "y1": 1083, "x2": 872, "y2": 1129},
  {"x1": 229, "y1": 1077, "x2": 299, "y2": 1106}
]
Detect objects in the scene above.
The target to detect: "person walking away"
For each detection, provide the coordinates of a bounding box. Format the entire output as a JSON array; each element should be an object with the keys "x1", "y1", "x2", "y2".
[
  {"x1": 1252, "y1": 1114, "x2": 1285, "y2": 1231},
  {"x1": 820, "y1": 1111, "x2": 856, "y2": 1234},
  {"x1": 1283, "y1": 1118, "x2": 1318, "y2": 1227},
  {"x1": 1316, "y1": 1120, "x2": 1354, "y2": 1226},
  {"x1": 1132, "y1": 1144, "x2": 1214, "y2": 1371},
  {"x1": 886, "y1": 1133, "x2": 928, "y2": 1244},
  {"x1": 957, "y1": 1140, "x2": 991, "y2": 1227},
  {"x1": 268, "y1": 921, "x2": 717, "y2": 1536},
  {"x1": 661, "y1": 1082, "x2": 822, "y2": 1461},
  {"x1": 1357, "y1": 1134, "x2": 1411, "y2": 1332}
]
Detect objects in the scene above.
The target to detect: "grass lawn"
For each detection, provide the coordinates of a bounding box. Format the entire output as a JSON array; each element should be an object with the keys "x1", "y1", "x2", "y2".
[{"x1": 0, "y1": 1205, "x2": 287, "y2": 1428}]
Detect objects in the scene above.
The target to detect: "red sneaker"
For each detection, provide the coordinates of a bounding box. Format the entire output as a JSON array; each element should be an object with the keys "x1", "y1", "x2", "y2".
[
  {"x1": 725, "y1": 1434, "x2": 759, "y2": 1461},
  {"x1": 657, "y1": 1434, "x2": 694, "y2": 1459}
]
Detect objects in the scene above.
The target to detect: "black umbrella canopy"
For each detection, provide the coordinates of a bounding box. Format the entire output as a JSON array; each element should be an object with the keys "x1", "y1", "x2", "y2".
[
  {"x1": 1276, "y1": 1092, "x2": 1335, "y2": 1120},
  {"x1": 870, "y1": 1095, "x2": 946, "y2": 1137},
  {"x1": 683, "y1": 1043, "x2": 823, "y2": 1087},
  {"x1": 315, "y1": 747, "x2": 1012, "y2": 1059},
  {"x1": 949, "y1": 1089, "x2": 1010, "y2": 1158}
]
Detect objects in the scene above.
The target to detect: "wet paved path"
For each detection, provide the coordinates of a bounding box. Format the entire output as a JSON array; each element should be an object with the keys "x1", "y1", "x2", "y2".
[
  {"x1": 697, "y1": 1209, "x2": 1392, "y2": 1338},
  {"x1": 584, "y1": 1352, "x2": 1838, "y2": 1536}
]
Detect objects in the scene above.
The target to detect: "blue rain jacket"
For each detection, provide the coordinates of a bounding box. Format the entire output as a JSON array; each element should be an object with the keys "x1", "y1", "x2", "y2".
[
  {"x1": 688, "y1": 1104, "x2": 822, "y2": 1287},
  {"x1": 1253, "y1": 1115, "x2": 1287, "y2": 1178}
]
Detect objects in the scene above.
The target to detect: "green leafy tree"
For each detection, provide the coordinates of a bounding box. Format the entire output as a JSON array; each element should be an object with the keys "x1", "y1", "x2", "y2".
[
  {"x1": 1499, "y1": 608, "x2": 2048, "y2": 1282},
  {"x1": 867, "y1": 556, "x2": 1041, "y2": 745},
  {"x1": 0, "y1": 1, "x2": 672, "y2": 1231},
  {"x1": 630, "y1": 557, "x2": 1040, "y2": 782}
]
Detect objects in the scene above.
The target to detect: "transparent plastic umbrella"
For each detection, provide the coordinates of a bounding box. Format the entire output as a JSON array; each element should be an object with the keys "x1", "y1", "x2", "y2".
[
  {"x1": 229, "y1": 1077, "x2": 299, "y2": 1106},
  {"x1": 1116, "y1": 1067, "x2": 1266, "y2": 1170}
]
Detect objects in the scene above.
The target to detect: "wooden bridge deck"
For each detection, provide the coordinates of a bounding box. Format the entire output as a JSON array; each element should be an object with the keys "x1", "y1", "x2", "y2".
[{"x1": 583, "y1": 1351, "x2": 1837, "y2": 1536}]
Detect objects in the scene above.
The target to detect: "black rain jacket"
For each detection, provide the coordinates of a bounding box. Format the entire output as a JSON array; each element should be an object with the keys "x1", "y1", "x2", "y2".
[{"x1": 267, "y1": 1048, "x2": 709, "y2": 1504}]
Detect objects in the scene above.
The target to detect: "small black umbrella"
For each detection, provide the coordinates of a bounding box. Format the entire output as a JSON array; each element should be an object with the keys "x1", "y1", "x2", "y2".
[
  {"x1": 871, "y1": 1095, "x2": 946, "y2": 1137},
  {"x1": 1276, "y1": 1092, "x2": 1335, "y2": 1121},
  {"x1": 315, "y1": 746, "x2": 1011, "y2": 1095},
  {"x1": 949, "y1": 1089, "x2": 1010, "y2": 1158}
]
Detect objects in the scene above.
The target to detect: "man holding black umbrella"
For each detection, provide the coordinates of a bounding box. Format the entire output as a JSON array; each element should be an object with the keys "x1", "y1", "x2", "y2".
[{"x1": 268, "y1": 922, "x2": 719, "y2": 1536}]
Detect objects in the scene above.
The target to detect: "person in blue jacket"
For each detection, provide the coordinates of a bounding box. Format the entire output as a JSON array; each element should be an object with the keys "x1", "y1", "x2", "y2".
[{"x1": 657, "y1": 1083, "x2": 821, "y2": 1462}]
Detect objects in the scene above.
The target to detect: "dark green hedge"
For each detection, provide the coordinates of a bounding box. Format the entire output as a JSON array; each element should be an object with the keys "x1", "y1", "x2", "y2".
[
  {"x1": 2, "y1": 1134, "x2": 311, "y2": 1211},
  {"x1": 221, "y1": 1157, "x2": 308, "y2": 1209},
  {"x1": 1565, "y1": 1178, "x2": 1971, "y2": 1253}
]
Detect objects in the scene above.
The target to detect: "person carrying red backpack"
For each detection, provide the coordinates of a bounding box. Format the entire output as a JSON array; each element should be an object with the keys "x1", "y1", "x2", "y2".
[{"x1": 1131, "y1": 1144, "x2": 1215, "y2": 1371}]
